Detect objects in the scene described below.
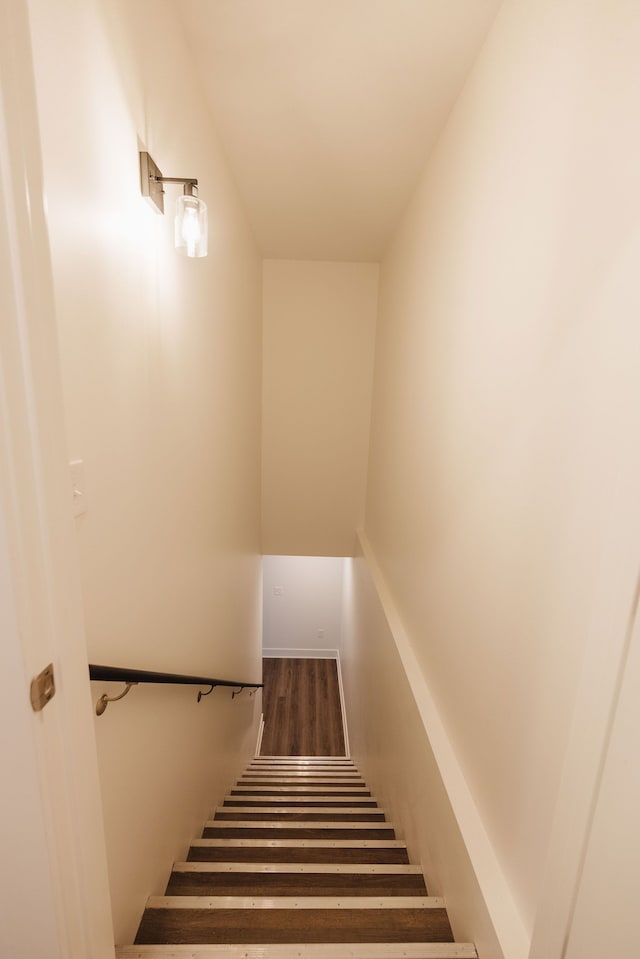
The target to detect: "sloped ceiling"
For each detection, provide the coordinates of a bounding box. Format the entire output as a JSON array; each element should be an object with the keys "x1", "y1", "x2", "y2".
[{"x1": 178, "y1": 0, "x2": 502, "y2": 260}]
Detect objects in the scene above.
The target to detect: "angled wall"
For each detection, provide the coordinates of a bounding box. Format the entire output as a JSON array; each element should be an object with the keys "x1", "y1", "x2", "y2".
[
  {"x1": 344, "y1": 0, "x2": 640, "y2": 957},
  {"x1": 27, "y1": 0, "x2": 263, "y2": 943}
]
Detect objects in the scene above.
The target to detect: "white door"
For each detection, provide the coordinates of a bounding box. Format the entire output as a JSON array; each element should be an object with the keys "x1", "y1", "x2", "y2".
[{"x1": 0, "y1": 2, "x2": 114, "y2": 957}]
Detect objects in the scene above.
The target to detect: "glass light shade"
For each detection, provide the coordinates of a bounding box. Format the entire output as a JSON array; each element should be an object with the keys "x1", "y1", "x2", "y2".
[{"x1": 174, "y1": 194, "x2": 208, "y2": 257}]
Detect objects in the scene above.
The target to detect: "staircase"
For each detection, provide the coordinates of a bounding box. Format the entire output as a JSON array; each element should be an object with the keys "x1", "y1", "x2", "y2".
[{"x1": 116, "y1": 756, "x2": 476, "y2": 958}]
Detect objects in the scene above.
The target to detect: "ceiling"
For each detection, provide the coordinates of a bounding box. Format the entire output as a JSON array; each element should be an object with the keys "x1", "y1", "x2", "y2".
[{"x1": 177, "y1": 0, "x2": 502, "y2": 261}]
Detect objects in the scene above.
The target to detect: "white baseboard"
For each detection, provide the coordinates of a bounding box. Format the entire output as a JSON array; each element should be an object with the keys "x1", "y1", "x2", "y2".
[
  {"x1": 262, "y1": 647, "x2": 340, "y2": 659},
  {"x1": 255, "y1": 713, "x2": 265, "y2": 757}
]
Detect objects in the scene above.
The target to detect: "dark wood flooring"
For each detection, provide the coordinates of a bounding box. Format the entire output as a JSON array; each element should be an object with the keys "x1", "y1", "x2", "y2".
[{"x1": 260, "y1": 657, "x2": 346, "y2": 756}]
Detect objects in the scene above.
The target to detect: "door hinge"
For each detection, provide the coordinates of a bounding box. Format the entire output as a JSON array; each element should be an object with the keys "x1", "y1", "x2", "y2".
[{"x1": 30, "y1": 663, "x2": 56, "y2": 712}]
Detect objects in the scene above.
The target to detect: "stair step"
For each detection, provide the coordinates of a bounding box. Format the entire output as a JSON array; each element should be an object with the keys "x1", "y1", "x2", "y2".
[
  {"x1": 256, "y1": 756, "x2": 355, "y2": 761},
  {"x1": 231, "y1": 787, "x2": 371, "y2": 794},
  {"x1": 247, "y1": 765, "x2": 357, "y2": 770},
  {"x1": 240, "y1": 766, "x2": 362, "y2": 781},
  {"x1": 173, "y1": 863, "x2": 424, "y2": 873},
  {"x1": 214, "y1": 807, "x2": 386, "y2": 821},
  {"x1": 134, "y1": 897, "x2": 453, "y2": 945},
  {"x1": 118, "y1": 944, "x2": 477, "y2": 958},
  {"x1": 223, "y1": 796, "x2": 379, "y2": 807},
  {"x1": 166, "y1": 863, "x2": 427, "y2": 896},
  {"x1": 240, "y1": 775, "x2": 364, "y2": 782},
  {"x1": 188, "y1": 839, "x2": 410, "y2": 864},
  {"x1": 203, "y1": 822, "x2": 396, "y2": 840},
  {"x1": 238, "y1": 783, "x2": 367, "y2": 790}
]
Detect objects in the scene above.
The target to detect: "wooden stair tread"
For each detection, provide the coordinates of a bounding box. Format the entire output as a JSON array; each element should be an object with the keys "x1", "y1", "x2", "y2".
[
  {"x1": 202, "y1": 827, "x2": 396, "y2": 841},
  {"x1": 134, "y1": 906, "x2": 453, "y2": 945},
  {"x1": 188, "y1": 845, "x2": 411, "y2": 865},
  {"x1": 223, "y1": 797, "x2": 379, "y2": 807},
  {"x1": 165, "y1": 872, "x2": 428, "y2": 896},
  {"x1": 213, "y1": 810, "x2": 387, "y2": 821}
]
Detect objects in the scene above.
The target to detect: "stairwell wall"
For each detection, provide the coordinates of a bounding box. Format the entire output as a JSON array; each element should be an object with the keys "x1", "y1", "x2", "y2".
[
  {"x1": 344, "y1": 0, "x2": 640, "y2": 957},
  {"x1": 27, "y1": 0, "x2": 263, "y2": 944},
  {"x1": 262, "y1": 259, "x2": 378, "y2": 557}
]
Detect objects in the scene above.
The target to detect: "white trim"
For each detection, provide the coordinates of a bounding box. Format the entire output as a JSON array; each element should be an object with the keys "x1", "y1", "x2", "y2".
[
  {"x1": 115, "y1": 945, "x2": 477, "y2": 959},
  {"x1": 263, "y1": 647, "x2": 340, "y2": 659},
  {"x1": 146, "y1": 895, "x2": 442, "y2": 909},
  {"x1": 255, "y1": 713, "x2": 265, "y2": 757},
  {"x1": 335, "y1": 650, "x2": 351, "y2": 758},
  {"x1": 357, "y1": 531, "x2": 529, "y2": 959}
]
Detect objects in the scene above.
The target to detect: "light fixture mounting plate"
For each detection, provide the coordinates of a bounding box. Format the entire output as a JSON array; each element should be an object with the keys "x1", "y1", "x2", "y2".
[{"x1": 140, "y1": 150, "x2": 164, "y2": 214}]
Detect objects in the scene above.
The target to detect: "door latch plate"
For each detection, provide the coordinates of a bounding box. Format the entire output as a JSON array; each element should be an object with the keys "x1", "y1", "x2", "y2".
[{"x1": 30, "y1": 663, "x2": 56, "y2": 712}]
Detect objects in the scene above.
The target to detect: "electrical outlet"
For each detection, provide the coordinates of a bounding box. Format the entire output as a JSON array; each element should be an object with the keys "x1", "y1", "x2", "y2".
[
  {"x1": 317, "y1": 628, "x2": 325, "y2": 639},
  {"x1": 273, "y1": 586, "x2": 283, "y2": 596}
]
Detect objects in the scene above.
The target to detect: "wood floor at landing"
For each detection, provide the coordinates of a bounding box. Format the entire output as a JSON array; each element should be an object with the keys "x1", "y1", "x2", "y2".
[{"x1": 260, "y1": 657, "x2": 346, "y2": 756}]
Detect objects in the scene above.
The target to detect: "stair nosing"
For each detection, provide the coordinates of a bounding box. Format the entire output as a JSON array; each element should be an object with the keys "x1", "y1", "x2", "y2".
[
  {"x1": 204, "y1": 820, "x2": 394, "y2": 830},
  {"x1": 191, "y1": 839, "x2": 406, "y2": 848},
  {"x1": 145, "y1": 895, "x2": 444, "y2": 910},
  {"x1": 116, "y1": 944, "x2": 477, "y2": 958},
  {"x1": 173, "y1": 862, "x2": 423, "y2": 874}
]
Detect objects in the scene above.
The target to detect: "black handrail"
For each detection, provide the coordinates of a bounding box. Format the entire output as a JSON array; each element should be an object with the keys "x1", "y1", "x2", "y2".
[{"x1": 88, "y1": 663, "x2": 262, "y2": 715}]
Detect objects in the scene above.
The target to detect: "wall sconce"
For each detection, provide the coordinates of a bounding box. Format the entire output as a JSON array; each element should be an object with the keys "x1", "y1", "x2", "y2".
[{"x1": 139, "y1": 150, "x2": 208, "y2": 258}]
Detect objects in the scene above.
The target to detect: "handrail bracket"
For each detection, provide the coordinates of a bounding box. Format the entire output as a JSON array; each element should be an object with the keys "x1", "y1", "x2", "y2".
[{"x1": 96, "y1": 682, "x2": 138, "y2": 716}]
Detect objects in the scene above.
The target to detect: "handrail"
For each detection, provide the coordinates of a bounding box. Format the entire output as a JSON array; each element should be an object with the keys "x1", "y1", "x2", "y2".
[{"x1": 88, "y1": 663, "x2": 263, "y2": 716}]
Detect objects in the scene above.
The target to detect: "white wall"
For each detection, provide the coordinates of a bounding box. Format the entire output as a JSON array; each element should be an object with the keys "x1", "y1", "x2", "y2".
[
  {"x1": 27, "y1": 0, "x2": 263, "y2": 944},
  {"x1": 564, "y1": 596, "x2": 640, "y2": 959},
  {"x1": 341, "y1": 546, "x2": 503, "y2": 958},
  {"x1": 262, "y1": 259, "x2": 378, "y2": 557},
  {"x1": 346, "y1": 0, "x2": 640, "y2": 956},
  {"x1": 263, "y1": 555, "x2": 345, "y2": 654}
]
